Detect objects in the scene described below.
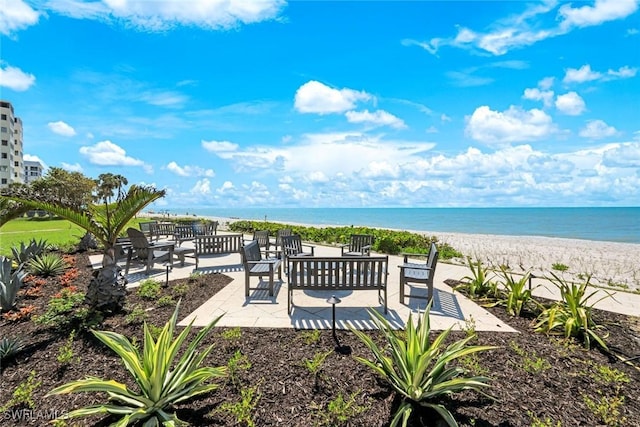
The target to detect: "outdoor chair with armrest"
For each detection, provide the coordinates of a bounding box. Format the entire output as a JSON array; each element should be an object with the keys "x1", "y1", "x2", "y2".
[
  {"x1": 340, "y1": 234, "x2": 373, "y2": 256},
  {"x1": 281, "y1": 234, "x2": 315, "y2": 274},
  {"x1": 399, "y1": 242, "x2": 439, "y2": 303},
  {"x1": 241, "y1": 240, "x2": 282, "y2": 297},
  {"x1": 125, "y1": 227, "x2": 174, "y2": 275}
]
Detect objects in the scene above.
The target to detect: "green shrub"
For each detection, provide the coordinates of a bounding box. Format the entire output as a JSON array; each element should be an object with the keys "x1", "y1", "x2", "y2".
[
  {"x1": 47, "y1": 302, "x2": 227, "y2": 426},
  {"x1": 551, "y1": 263, "x2": 569, "y2": 272},
  {"x1": 136, "y1": 279, "x2": 161, "y2": 300},
  {"x1": 351, "y1": 303, "x2": 496, "y2": 427},
  {"x1": 27, "y1": 253, "x2": 66, "y2": 277},
  {"x1": 214, "y1": 385, "x2": 261, "y2": 427},
  {"x1": 34, "y1": 287, "x2": 85, "y2": 327},
  {"x1": 1, "y1": 370, "x2": 41, "y2": 411}
]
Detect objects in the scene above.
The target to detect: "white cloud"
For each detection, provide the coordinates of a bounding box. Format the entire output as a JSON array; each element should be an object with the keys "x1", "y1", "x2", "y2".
[
  {"x1": 202, "y1": 140, "x2": 239, "y2": 153},
  {"x1": 345, "y1": 109, "x2": 406, "y2": 129},
  {"x1": 555, "y1": 92, "x2": 586, "y2": 115},
  {"x1": 166, "y1": 161, "x2": 214, "y2": 177},
  {"x1": 139, "y1": 90, "x2": 188, "y2": 107},
  {"x1": 61, "y1": 162, "x2": 84, "y2": 173},
  {"x1": 409, "y1": 0, "x2": 638, "y2": 56},
  {"x1": 559, "y1": 0, "x2": 638, "y2": 29},
  {"x1": 602, "y1": 142, "x2": 640, "y2": 167},
  {"x1": 46, "y1": 0, "x2": 285, "y2": 31},
  {"x1": 0, "y1": 0, "x2": 40, "y2": 36},
  {"x1": 0, "y1": 63, "x2": 36, "y2": 91},
  {"x1": 190, "y1": 178, "x2": 212, "y2": 196},
  {"x1": 294, "y1": 81, "x2": 372, "y2": 114},
  {"x1": 47, "y1": 121, "x2": 76, "y2": 137},
  {"x1": 465, "y1": 105, "x2": 557, "y2": 144},
  {"x1": 538, "y1": 76, "x2": 555, "y2": 90},
  {"x1": 579, "y1": 120, "x2": 618, "y2": 139},
  {"x1": 441, "y1": 114, "x2": 451, "y2": 122},
  {"x1": 564, "y1": 64, "x2": 637, "y2": 83},
  {"x1": 425, "y1": 126, "x2": 438, "y2": 134},
  {"x1": 523, "y1": 88, "x2": 554, "y2": 108},
  {"x1": 563, "y1": 64, "x2": 602, "y2": 83},
  {"x1": 79, "y1": 140, "x2": 147, "y2": 167}
]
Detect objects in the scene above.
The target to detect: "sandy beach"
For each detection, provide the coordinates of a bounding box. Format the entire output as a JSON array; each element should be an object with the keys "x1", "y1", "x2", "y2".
[{"x1": 146, "y1": 213, "x2": 640, "y2": 292}]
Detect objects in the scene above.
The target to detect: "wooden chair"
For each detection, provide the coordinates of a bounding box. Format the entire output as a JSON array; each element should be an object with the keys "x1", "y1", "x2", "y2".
[
  {"x1": 399, "y1": 242, "x2": 439, "y2": 303},
  {"x1": 281, "y1": 234, "x2": 315, "y2": 274},
  {"x1": 125, "y1": 228, "x2": 174, "y2": 275},
  {"x1": 275, "y1": 228, "x2": 292, "y2": 254},
  {"x1": 252, "y1": 230, "x2": 272, "y2": 255},
  {"x1": 241, "y1": 240, "x2": 281, "y2": 297},
  {"x1": 340, "y1": 234, "x2": 373, "y2": 256},
  {"x1": 138, "y1": 220, "x2": 157, "y2": 239}
]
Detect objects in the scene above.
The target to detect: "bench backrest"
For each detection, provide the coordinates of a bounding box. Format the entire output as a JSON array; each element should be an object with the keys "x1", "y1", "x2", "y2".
[
  {"x1": 195, "y1": 234, "x2": 243, "y2": 255},
  {"x1": 427, "y1": 242, "x2": 439, "y2": 278},
  {"x1": 288, "y1": 256, "x2": 388, "y2": 290},
  {"x1": 252, "y1": 230, "x2": 270, "y2": 251},
  {"x1": 139, "y1": 220, "x2": 157, "y2": 235}
]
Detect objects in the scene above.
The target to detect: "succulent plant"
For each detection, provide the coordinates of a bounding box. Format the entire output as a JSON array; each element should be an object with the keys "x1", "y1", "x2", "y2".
[
  {"x1": 84, "y1": 264, "x2": 127, "y2": 312},
  {"x1": 1, "y1": 256, "x2": 26, "y2": 311},
  {"x1": 0, "y1": 336, "x2": 25, "y2": 361},
  {"x1": 11, "y1": 238, "x2": 48, "y2": 264}
]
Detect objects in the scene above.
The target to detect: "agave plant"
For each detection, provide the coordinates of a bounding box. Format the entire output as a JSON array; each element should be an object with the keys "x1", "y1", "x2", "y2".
[
  {"x1": 351, "y1": 304, "x2": 496, "y2": 427},
  {"x1": 0, "y1": 336, "x2": 25, "y2": 361},
  {"x1": 493, "y1": 267, "x2": 538, "y2": 317},
  {"x1": 534, "y1": 273, "x2": 611, "y2": 350},
  {"x1": 27, "y1": 253, "x2": 66, "y2": 277},
  {"x1": 11, "y1": 238, "x2": 49, "y2": 264},
  {"x1": 48, "y1": 302, "x2": 227, "y2": 426},
  {"x1": 457, "y1": 257, "x2": 496, "y2": 299},
  {"x1": 1, "y1": 256, "x2": 26, "y2": 311}
]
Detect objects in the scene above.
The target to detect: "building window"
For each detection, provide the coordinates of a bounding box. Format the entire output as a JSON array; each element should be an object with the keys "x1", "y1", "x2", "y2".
[
  {"x1": 0, "y1": 127, "x2": 7, "y2": 133},
  {"x1": 0, "y1": 114, "x2": 6, "y2": 120},
  {"x1": 1, "y1": 153, "x2": 7, "y2": 159},
  {"x1": 1, "y1": 140, "x2": 7, "y2": 146},
  {"x1": 14, "y1": 161, "x2": 19, "y2": 167},
  {"x1": 1, "y1": 179, "x2": 7, "y2": 184}
]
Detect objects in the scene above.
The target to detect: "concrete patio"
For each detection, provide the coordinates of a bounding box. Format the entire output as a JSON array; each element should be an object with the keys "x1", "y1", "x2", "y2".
[{"x1": 90, "y1": 233, "x2": 640, "y2": 332}]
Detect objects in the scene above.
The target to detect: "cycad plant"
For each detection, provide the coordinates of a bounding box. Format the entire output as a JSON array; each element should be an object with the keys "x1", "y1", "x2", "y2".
[
  {"x1": 48, "y1": 302, "x2": 227, "y2": 426},
  {"x1": 534, "y1": 273, "x2": 610, "y2": 350},
  {"x1": 351, "y1": 304, "x2": 496, "y2": 427}
]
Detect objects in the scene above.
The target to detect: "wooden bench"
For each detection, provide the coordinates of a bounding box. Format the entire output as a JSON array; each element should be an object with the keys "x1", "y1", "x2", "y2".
[
  {"x1": 150, "y1": 222, "x2": 175, "y2": 241},
  {"x1": 174, "y1": 221, "x2": 218, "y2": 246},
  {"x1": 287, "y1": 256, "x2": 389, "y2": 314},
  {"x1": 241, "y1": 240, "x2": 282, "y2": 297},
  {"x1": 194, "y1": 233, "x2": 244, "y2": 269}
]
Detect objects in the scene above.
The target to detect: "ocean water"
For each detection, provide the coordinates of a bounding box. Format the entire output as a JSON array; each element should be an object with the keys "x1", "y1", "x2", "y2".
[{"x1": 165, "y1": 207, "x2": 640, "y2": 244}]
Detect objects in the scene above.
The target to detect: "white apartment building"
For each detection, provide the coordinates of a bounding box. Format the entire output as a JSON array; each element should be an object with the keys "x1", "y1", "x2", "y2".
[
  {"x1": 24, "y1": 160, "x2": 44, "y2": 184},
  {"x1": 0, "y1": 100, "x2": 24, "y2": 188}
]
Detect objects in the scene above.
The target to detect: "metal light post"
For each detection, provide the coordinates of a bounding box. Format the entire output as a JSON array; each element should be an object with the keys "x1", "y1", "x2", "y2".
[{"x1": 326, "y1": 295, "x2": 341, "y2": 338}]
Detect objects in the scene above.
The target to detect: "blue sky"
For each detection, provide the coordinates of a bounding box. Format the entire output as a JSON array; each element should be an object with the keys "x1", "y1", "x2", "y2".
[{"x1": 1, "y1": 0, "x2": 639, "y2": 209}]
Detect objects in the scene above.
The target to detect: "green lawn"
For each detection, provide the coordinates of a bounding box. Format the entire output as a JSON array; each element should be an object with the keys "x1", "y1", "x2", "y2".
[{"x1": 0, "y1": 217, "x2": 147, "y2": 257}]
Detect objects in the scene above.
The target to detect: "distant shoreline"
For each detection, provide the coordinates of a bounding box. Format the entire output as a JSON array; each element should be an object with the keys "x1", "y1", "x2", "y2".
[{"x1": 141, "y1": 210, "x2": 640, "y2": 291}]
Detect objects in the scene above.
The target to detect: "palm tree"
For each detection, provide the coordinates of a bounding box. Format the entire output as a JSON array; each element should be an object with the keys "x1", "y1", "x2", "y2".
[{"x1": 2, "y1": 184, "x2": 165, "y2": 267}]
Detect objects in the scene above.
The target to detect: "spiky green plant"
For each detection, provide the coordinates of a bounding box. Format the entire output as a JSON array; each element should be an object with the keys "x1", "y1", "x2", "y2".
[
  {"x1": 1, "y1": 255, "x2": 26, "y2": 311},
  {"x1": 11, "y1": 238, "x2": 49, "y2": 264},
  {"x1": 47, "y1": 302, "x2": 227, "y2": 426},
  {"x1": 534, "y1": 273, "x2": 611, "y2": 350},
  {"x1": 351, "y1": 303, "x2": 496, "y2": 427},
  {"x1": 457, "y1": 257, "x2": 496, "y2": 299},
  {"x1": 0, "y1": 336, "x2": 25, "y2": 361},
  {"x1": 27, "y1": 253, "x2": 66, "y2": 277},
  {"x1": 494, "y1": 267, "x2": 537, "y2": 316}
]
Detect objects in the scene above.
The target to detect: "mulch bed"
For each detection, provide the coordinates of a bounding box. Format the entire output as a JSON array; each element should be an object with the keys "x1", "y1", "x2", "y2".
[{"x1": 1, "y1": 252, "x2": 639, "y2": 426}]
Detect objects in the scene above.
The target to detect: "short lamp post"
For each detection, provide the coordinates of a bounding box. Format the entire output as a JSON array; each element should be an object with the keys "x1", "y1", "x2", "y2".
[{"x1": 326, "y1": 295, "x2": 341, "y2": 337}]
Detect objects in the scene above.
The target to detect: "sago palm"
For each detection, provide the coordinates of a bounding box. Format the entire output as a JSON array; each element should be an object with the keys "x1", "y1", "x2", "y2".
[{"x1": 2, "y1": 185, "x2": 164, "y2": 267}]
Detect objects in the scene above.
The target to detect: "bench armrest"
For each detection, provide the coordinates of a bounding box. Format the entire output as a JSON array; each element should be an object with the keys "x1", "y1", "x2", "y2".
[{"x1": 399, "y1": 263, "x2": 432, "y2": 271}]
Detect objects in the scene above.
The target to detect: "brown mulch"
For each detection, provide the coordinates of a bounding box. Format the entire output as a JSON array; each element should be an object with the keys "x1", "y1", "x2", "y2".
[{"x1": 1, "y1": 252, "x2": 639, "y2": 426}]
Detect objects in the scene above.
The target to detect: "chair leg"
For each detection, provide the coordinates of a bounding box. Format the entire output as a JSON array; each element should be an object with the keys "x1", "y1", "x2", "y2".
[
  {"x1": 268, "y1": 265, "x2": 274, "y2": 296},
  {"x1": 245, "y1": 274, "x2": 250, "y2": 297}
]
